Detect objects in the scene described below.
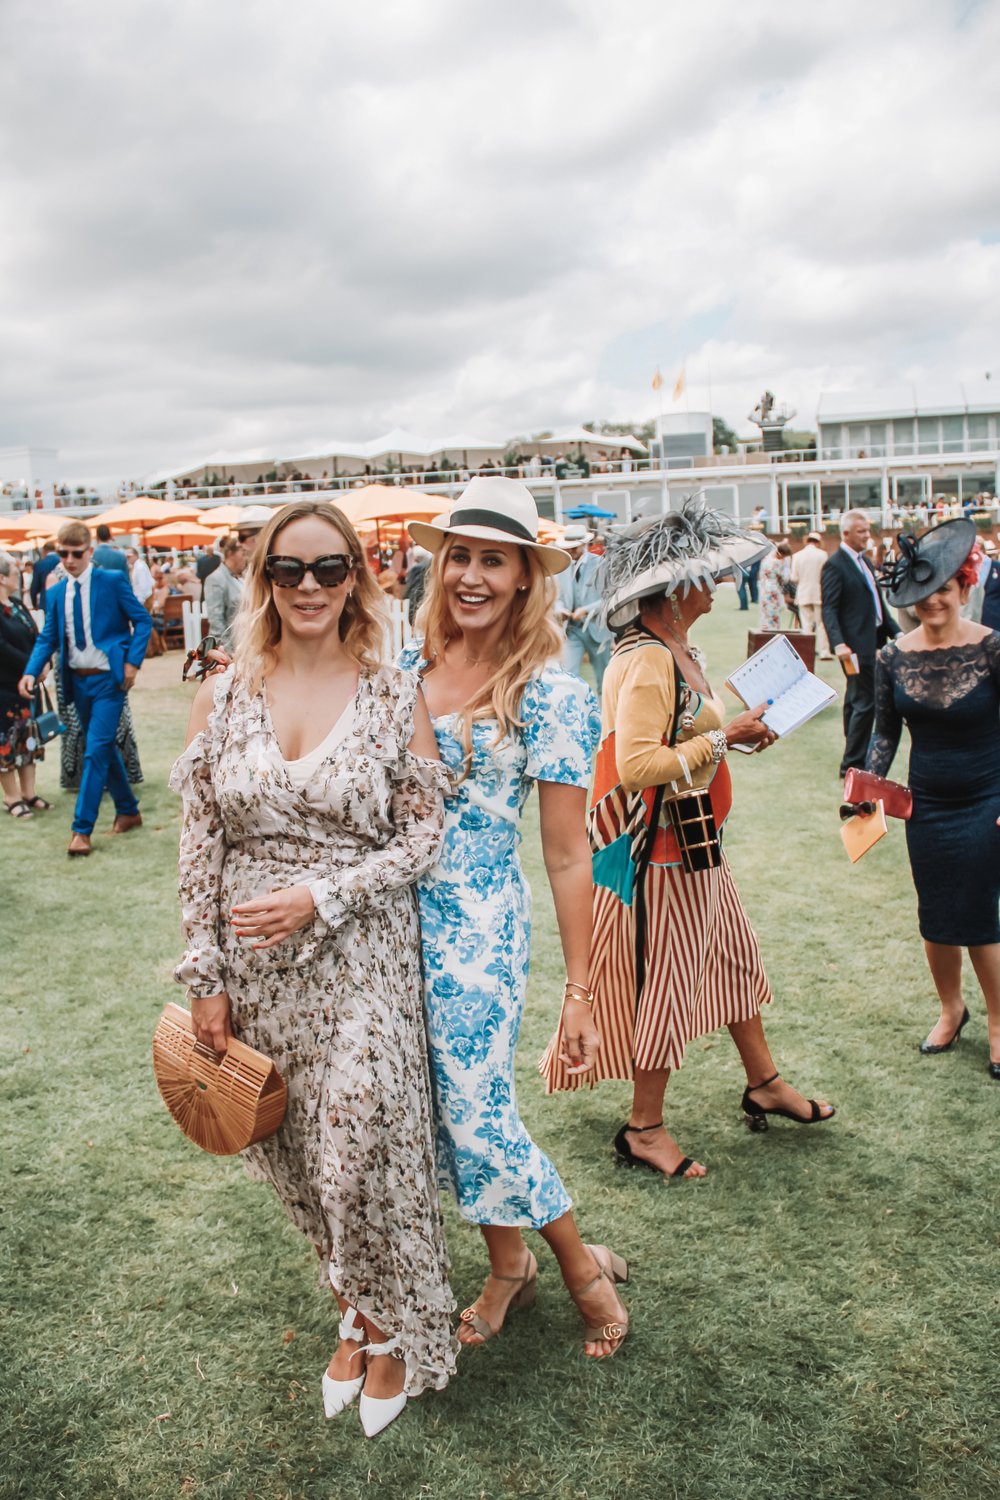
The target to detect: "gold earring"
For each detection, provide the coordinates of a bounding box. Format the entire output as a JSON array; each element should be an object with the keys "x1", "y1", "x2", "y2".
[{"x1": 669, "y1": 595, "x2": 682, "y2": 621}]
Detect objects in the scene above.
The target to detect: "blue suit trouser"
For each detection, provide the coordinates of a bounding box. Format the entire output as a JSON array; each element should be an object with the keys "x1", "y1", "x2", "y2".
[
  {"x1": 71, "y1": 672, "x2": 140, "y2": 834},
  {"x1": 564, "y1": 631, "x2": 611, "y2": 694}
]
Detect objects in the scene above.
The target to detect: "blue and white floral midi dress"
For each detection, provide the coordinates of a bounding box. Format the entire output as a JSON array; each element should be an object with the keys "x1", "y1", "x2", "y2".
[{"x1": 400, "y1": 645, "x2": 600, "y2": 1228}]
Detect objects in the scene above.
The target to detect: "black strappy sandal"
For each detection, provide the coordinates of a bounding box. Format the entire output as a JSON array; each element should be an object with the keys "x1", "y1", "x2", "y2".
[
  {"x1": 741, "y1": 1072, "x2": 835, "y2": 1132},
  {"x1": 612, "y1": 1121, "x2": 698, "y2": 1179},
  {"x1": 25, "y1": 796, "x2": 51, "y2": 811},
  {"x1": 4, "y1": 800, "x2": 33, "y2": 819}
]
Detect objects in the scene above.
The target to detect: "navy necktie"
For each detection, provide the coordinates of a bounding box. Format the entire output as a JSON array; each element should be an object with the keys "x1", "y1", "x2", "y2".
[{"x1": 72, "y1": 581, "x2": 87, "y2": 650}]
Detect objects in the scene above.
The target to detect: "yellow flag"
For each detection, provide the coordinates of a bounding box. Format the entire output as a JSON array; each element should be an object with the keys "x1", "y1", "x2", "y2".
[
  {"x1": 672, "y1": 368, "x2": 686, "y2": 401},
  {"x1": 651, "y1": 368, "x2": 663, "y2": 392}
]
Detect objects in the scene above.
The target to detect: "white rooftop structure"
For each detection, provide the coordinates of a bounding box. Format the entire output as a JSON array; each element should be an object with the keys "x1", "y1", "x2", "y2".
[
  {"x1": 818, "y1": 381, "x2": 998, "y2": 422},
  {"x1": 817, "y1": 382, "x2": 1000, "y2": 460},
  {"x1": 144, "y1": 426, "x2": 652, "y2": 487}
]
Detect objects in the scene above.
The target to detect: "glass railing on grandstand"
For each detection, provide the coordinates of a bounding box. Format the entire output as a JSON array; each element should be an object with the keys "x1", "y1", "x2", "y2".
[
  {"x1": 4, "y1": 436, "x2": 999, "y2": 512},
  {"x1": 818, "y1": 438, "x2": 998, "y2": 461}
]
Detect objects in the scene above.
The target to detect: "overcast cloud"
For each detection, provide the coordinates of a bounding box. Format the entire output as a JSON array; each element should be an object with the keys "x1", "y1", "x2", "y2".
[{"x1": 2, "y1": 0, "x2": 998, "y2": 480}]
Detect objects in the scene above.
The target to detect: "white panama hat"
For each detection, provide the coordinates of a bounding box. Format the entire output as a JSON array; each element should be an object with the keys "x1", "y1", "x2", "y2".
[
  {"x1": 560, "y1": 524, "x2": 595, "y2": 547},
  {"x1": 235, "y1": 504, "x2": 274, "y2": 530},
  {"x1": 409, "y1": 477, "x2": 571, "y2": 575}
]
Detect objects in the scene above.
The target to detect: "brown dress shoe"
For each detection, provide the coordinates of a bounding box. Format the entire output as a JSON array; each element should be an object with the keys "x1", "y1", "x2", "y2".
[
  {"x1": 109, "y1": 813, "x2": 143, "y2": 835},
  {"x1": 67, "y1": 833, "x2": 93, "y2": 857}
]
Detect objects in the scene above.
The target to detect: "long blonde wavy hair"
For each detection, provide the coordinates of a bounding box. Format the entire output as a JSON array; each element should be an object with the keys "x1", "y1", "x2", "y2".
[
  {"x1": 416, "y1": 536, "x2": 563, "y2": 764},
  {"x1": 233, "y1": 500, "x2": 388, "y2": 693}
]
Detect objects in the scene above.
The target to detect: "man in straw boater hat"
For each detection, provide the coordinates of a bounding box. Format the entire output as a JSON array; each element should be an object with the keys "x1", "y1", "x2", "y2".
[
  {"x1": 234, "y1": 504, "x2": 274, "y2": 556},
  {"x1": 18, "y1": 519, "x2": 152, "y2": 856},
  {"x1": 541, "y1": 496, "x2": 835, "y2": 1173}
]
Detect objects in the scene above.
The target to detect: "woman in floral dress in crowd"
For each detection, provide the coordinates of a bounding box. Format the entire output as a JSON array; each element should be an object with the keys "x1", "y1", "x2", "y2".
[
  {"x1": 172, "y1": 500, "x2": 456, "y2": 1438},
  {"x1": 0, "y1": 551, "x2": 49, "y2": 817},
  {"x1": 402, "y1": 477, "x2": 630, "y2": 1361},
  {"x1": 757, "y1": 540, "x2": 792, "y2": 630}
]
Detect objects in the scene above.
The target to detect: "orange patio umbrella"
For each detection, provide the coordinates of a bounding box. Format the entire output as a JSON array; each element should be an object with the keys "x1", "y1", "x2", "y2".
[
  {"x1": 0, "y1": 512, "x2": 61, "y2": 543},
  {"x1": 96, "y1": 495, "x2": 202, "y2": 537},
  {"x1": 337, "y1": 486, "x2": 450, "y2": 567},
  {"x1": 145, "y1": 520, "x2": 224, "y2": 548},
  {"x1": 337, "y1": 486, "x2": 450, "y2": 529}
]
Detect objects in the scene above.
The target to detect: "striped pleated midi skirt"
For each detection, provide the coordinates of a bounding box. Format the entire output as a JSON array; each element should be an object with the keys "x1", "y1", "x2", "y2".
[{"x1": 540, "y1": 853, "x2": 770, "y2": 1092}]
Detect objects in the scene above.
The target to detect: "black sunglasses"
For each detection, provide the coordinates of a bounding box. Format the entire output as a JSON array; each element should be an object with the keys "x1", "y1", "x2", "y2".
[
  {"x1": 182, "y1": 634, "x2": 221, "y2": 683},
  {"x1": 57, "y1": 547, "x2": 88, "y2": 560},
  {"x1": 264, "y1": 554, "x2": 356, "y2": 589}
]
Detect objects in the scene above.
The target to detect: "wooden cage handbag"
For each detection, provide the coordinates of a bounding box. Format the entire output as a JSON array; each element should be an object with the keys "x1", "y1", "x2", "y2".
[{"x1": 152, "y1": 1003, "x2": 288, "y2": 1155}]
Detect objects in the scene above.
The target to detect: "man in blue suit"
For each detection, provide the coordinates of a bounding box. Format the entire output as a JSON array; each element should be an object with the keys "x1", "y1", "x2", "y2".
[
  {"x1": 19, "y1": 520, "x2": 152, "y2": 856},
  {"x1": 555, "y1": 525, "x2": 612, "y2": 692}
]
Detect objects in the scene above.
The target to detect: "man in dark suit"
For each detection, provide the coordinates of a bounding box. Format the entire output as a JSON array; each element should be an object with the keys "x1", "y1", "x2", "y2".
[
  {"x1": 29, "y1": 540, "x2": 60, "y2": 607},
  {"x1": 821, "y1": 510, "x2": 898, "y2": 776},
  {"x1": 980, "y1": 541, "x2": 1000, "y2": 631},
  {"x1": 19, "y1": 520, "x2": 152, "y2": 856}
]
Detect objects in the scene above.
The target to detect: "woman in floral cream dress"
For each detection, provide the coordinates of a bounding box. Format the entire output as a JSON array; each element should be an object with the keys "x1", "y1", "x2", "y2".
[
  {"x1": 403, "y1": 477, "x2": 631, "y2": 1361},
  {"x1": 172, "y1": 500, "x2": 455, "y2": 1438}
]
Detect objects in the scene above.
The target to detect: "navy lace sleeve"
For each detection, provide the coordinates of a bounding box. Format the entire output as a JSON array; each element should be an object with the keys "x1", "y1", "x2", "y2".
[
  {"x1": 985, "y1": 630, "x2": 1000, "y2": 691},
  {"x1": 865, "y1": 642, "x2": 903, "y2": 777}
]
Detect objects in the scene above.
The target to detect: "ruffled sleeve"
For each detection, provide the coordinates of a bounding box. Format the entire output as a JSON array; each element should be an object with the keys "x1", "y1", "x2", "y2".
[
  {"x1": 520, "y1": 666, "x2": 600, "y2": 788},
  {"x1": 305, "y1": 668, "x2": 449, "y2": 936},
  {"x1": 168, "y1": 670, "x2": 233, "y2": 998}
]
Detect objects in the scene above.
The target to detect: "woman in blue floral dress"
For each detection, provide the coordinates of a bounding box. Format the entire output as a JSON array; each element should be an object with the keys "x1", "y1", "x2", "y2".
[{"x1": 403, "y1": 478, "x2": 631, "y2": 1360}]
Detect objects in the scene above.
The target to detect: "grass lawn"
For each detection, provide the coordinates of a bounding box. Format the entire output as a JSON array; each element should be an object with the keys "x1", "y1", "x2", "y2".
[{"x1": 3, "y1": 592, "x2": 999, "y2": 1500}]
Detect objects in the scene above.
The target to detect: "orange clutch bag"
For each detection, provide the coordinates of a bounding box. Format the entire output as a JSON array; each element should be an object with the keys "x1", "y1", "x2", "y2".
[{"x1": 152, "y1": 1003, "x2": 288, "y2": 1155}]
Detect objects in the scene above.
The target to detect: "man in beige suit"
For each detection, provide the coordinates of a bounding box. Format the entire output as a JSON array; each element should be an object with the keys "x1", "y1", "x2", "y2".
[{"x1": 791, "y1": 532, "x2": 832, "y2": 658}]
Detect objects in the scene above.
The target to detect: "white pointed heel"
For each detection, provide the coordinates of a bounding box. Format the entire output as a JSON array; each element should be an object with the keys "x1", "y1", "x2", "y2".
[
  {"x1": 322, "y1": 1305, "x2": 367, "y2": 1419},
  {"x1": 358, "y1": 1335, "x2": 407, "y2": 1438}
]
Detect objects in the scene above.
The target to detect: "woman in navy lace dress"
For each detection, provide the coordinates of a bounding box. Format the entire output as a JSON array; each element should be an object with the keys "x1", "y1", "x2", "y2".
[{"x1": 864, "y1": 520, "x2": 1000, "y2": 1076}]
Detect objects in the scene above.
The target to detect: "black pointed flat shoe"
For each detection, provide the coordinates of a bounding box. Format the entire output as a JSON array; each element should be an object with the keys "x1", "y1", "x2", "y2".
[
  {"x1": 919, "y1": 1006, "x2": 970, "y2": 1055},
  {"x1": 987, "y1": 1062, "x2": 1000, "y2": 1081}
]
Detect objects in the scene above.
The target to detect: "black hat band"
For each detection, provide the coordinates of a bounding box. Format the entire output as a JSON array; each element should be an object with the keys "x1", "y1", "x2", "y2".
[{"x1": 448, "y1": 508, "x2": 535, "y2": 543}]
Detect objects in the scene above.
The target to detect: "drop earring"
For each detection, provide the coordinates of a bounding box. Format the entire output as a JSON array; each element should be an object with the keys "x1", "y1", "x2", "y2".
[{"x1": 669, "y1": 594, "x2": 682, "y2": 622}]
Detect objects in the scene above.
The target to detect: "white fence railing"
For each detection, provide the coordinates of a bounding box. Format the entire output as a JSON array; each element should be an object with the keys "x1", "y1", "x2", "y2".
[{"x1": 182, "y1": 597, "x2": 414, "y2": 660}]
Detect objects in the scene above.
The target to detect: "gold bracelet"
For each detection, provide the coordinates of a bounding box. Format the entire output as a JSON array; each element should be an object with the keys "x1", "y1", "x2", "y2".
[{"x1": 564, "y1": 981, "x2": 594, "y2": 1006}]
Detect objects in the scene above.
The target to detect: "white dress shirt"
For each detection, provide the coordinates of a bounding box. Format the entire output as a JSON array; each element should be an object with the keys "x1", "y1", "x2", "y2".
[
  {"x1": 66, "y1": 565, "x2": 111, "y2": 671},
  {"x1": 839, "y1": 542, "x2": 883, "y2": 624},
  {"x1": 130, "y1": 556, "x2": 154, "y2": 604}
]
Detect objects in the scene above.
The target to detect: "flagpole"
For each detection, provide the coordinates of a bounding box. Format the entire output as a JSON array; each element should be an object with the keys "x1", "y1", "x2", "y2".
[{"x1": 652, "y1": 366, "x2": 667, "y2": 515}]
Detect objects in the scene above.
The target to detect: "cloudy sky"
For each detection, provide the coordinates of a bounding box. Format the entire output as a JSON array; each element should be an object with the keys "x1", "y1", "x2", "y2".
[{"x1": 3, "y1": 0, "x2": 998, "y2": 481}]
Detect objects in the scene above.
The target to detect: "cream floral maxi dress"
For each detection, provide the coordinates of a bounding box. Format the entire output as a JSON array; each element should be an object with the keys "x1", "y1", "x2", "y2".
[{"x1": 170, "y1": 665, "x2": 457, "y2": 1396}]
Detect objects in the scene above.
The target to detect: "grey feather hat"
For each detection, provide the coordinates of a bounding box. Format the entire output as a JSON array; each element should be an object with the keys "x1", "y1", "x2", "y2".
[{"x1": 600, "y1": 495, "x2": 774, "y2": 630}]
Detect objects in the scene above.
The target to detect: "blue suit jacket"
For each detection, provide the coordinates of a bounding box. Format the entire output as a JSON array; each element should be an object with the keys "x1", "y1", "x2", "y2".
[
  {"x1": 24, "y1": 568, "x2": 153, "y2": 698},
  {"x1": 983, "y1": 560, "x2": 1000, "y2": 632},
  {"x1": 556, "y1": 551, "x2": 612, "y2": 650},
  {"x1": 91, "y1": 543, "x2": 130, "y2": 575}
]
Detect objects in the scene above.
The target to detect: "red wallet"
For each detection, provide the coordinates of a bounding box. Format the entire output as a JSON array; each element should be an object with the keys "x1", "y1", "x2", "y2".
[{"x1": 843, "y1": 768, "x2": 913, "y2": 820}]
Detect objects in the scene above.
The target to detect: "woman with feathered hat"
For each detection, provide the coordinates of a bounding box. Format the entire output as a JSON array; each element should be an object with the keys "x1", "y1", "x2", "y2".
[
  {"x1": 861, "y1": 519, "x2": 1000, "y2": 1074},
  {"x1": 541, "y1": 498, "x2": 835, "y2": 1176}
]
